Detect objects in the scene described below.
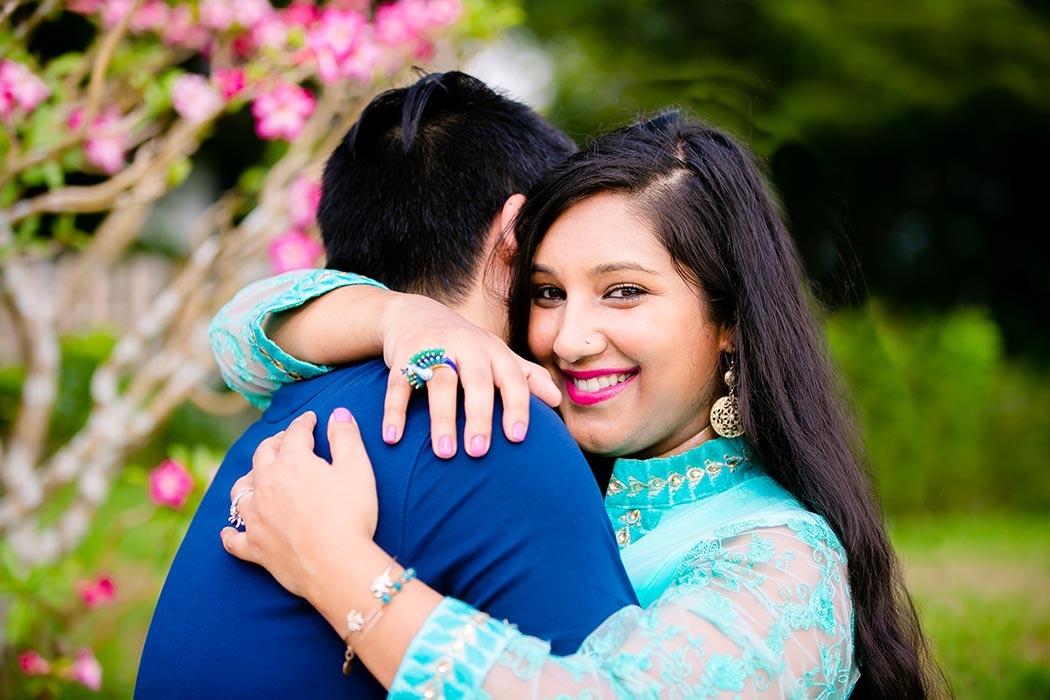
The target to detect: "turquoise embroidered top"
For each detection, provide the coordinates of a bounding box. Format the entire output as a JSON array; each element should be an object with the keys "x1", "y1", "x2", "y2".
[
  {"x1": 388, "y1": 439, "x2": 859, "y2": 700},
  {"x1": 209, "y1": 271, "x2": 861, "y2": 699}
]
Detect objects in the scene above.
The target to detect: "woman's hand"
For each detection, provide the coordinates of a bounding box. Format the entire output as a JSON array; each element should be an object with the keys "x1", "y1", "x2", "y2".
[
  {"x1": 377, "y1": 293, "x2": 561, "y2": 458},
  {"x1": 220, "y1": 409, "x2": 377, "y2": 600}
]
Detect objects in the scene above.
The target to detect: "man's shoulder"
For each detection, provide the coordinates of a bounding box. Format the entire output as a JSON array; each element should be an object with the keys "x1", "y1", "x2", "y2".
[
  {"x1": 406, "y1": 394, "x2": 598, "y2": 506},
  {"x1": 263, "y1": 359, "x2": 388, "y2": 425}
]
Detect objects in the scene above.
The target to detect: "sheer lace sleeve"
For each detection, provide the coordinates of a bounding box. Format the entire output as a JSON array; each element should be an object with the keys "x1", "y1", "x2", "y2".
[
  {"x1": 208, "y1": 269, "x2": 386, "y2": 409},
  {"x1": 389, "y1": 520, "x2": 857, "y2": 700}
]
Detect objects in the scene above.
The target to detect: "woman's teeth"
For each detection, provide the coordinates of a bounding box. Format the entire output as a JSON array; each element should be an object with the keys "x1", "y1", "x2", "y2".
[{"x1": 572, "y1": 373, "x2": 632, "y2": 393}]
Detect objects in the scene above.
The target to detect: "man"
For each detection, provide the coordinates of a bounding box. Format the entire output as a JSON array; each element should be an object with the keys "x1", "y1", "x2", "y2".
[{"x1": 135, "y1": 73, "x2": 636, "y2": 699}]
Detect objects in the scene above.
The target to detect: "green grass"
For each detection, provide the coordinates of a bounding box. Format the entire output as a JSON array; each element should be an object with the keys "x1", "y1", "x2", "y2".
[{"x1": 891, "y1": 514, "x2": 1050, "y2": 700}]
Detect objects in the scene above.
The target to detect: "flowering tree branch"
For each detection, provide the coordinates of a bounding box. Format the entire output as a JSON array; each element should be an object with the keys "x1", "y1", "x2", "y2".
[{"x1": 0, "y1": 0, "x2": 486, "y2": 573}]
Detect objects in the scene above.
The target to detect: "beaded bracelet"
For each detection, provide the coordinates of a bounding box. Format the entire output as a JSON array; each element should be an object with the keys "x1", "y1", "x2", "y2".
[{"x1": 342, "y1": 559, "x2": 417, "y2": 675}]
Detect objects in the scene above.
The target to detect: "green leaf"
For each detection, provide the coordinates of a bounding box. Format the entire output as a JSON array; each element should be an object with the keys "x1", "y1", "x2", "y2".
[
  {"x1": 44, "y1": 52, "x2": 90, "y2": 81},
  {"x1": 166, "y1": 158, "x2": 193, "y2": 188},
  {"x1": 0, "y1": 178, "x2": 19, "y2": 208},
  {"x1": 237, "y1": 165, "x2": 268, "y2": 195},
  {"x1": 144, "y1": 69, "x2": 183, "y2": 119},
  {"x1": 0, "y1": 539, "x2": 27, "y2": 589},
  {"x1": 41, "y1": 160, "x2": 64, "y2": 189},
  {"x1": 23, "y1": 104, "x2": 65, "y2": 153},
  {"x1": 61, "y1": 146, "x2": 85, "y2": 172},
  {"x1": 53, "y1": 214, "x2": 89, "y2": 249},
  {"x1": 15, "y1": 213, "x2": 41, "y2": 242},
  {"x1": 4, "y1": 598, "x2": 34, "y2": 647}
]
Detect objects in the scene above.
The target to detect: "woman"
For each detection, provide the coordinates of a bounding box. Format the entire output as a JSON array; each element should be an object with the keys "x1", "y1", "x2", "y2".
[{"x1": 218, "y1": 113, "x2": 942, "y2": 698}]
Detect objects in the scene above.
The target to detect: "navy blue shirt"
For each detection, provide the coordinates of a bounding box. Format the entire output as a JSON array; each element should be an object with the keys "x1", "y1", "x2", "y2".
[{"x1": 136, "y1": 360, "x2": 637, "y2": 699}]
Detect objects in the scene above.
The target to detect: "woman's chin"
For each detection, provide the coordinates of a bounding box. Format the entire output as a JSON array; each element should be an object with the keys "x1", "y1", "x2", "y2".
[{"x1": 573, "y1": 432, "x2": 632, "y2": 459}]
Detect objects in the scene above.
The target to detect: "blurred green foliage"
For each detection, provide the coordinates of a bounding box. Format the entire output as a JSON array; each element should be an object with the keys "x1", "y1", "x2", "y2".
[
  {"x1": 525, "y1": 0, "x2": 1050, "y2": 149},
  {"x1": 1, "y1": 334, "x2": 245, "y2": 697},
  {"x1": 0, "y1": 331, "x2": 248, "y2": 463},
  {"x1": 891, "y1": 514, "x2": 1050, "y2": 699},
  {"x1": 0, "y1": 442, "x2": 218, "y2": 699},
  {"x1": 828, "y1": 303, "x2": 1050, "y2": 513}
]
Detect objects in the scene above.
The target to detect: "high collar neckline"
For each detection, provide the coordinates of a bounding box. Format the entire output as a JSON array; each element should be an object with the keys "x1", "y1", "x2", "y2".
[{"x1": 605, "y1": 436, "x2": 760, "y2": 548}]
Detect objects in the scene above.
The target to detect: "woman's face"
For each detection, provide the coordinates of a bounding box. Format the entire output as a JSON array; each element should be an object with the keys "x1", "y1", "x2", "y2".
[{"x1": 527, "y1": 192, "x2": 728, "y2": 459}]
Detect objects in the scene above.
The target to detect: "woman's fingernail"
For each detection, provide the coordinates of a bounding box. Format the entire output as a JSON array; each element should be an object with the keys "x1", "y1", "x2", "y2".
[
  {"x1": 384, "y1": 425, "x2": 398, "y2": 443},
  {"x1": 469, "y1": 435, "x2": 486, "y2": 456},
  {"x1": 511, "y1": 422, "x2": 526, "y2": 442},
  {"x1": 438, "y1": 436, "x2": 454, "y2": 458},
  {"x1": 332, "y1": 407, "x2": 353, "y2": 423}
]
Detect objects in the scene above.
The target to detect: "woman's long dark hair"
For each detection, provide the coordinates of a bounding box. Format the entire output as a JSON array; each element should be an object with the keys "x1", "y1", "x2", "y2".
[{"x1": 506, "y1": 112, "x2": 947, "y2": 700}]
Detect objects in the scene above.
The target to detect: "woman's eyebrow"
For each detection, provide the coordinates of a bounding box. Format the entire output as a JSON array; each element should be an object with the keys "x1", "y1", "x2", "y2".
[
  {"x1": 531, "y1": 262, "x2": 660, "y2": 275},
  {"x1": 591, "y1": 261, "x2": 659, "y2": 275}
]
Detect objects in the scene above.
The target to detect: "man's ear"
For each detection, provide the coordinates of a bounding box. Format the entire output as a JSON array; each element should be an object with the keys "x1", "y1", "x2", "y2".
[{"x1": 496, "y1": 193, "x2": 526, "y2": 261}]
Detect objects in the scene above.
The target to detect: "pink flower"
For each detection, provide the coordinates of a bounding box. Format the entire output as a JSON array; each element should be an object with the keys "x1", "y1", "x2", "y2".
[
  {"x1": 252, "y1": 82, "x2": 315, "y2": 141},
  {"x1": 283, "y1": 1, "x2": 321, "y2": 26},
  {"x1": 82, "y1": 107, "x2": 127, "y2": 174},
  {"x1": 199, "y1": 0, "x2": 235, "y2": 32},
  {"x1": 269, "y1": 230, "x2": 324, "y2": 273},
  {"x1": 251, "y1": 14, "x2": 291, "y2": 51},
  {"x1": 100, "y1": 0, "x2": 134, "y2": 29},
  {"x1": 0, "y1": 59, "x2": 50, "y2": 119},
  {"x1": 349, "y1": 36, "x2": 382, "y2": 82},
  {"x1": 423, "y1": 0, "x2": 462, "y2": 27},
  {"x1": 163, "y1": 5, "x2": 210, "y2": 49},
  {"x1": 148, "y1": 459, "x2": 194, "y2": 509},
  {"x1": 374, "y1": 2, "x2": 417, "y2": 46},
  {"x1": 70, "y1": 648, "x2": 102, "y2": 691},
  {"x1": 306, "y1": 8, "x2": 365, "y2": 83},
  {"x1": 67, "y1": 0, "x2": 104, "y2": 13},
  {"x1": 67, "y1": 108, "x2": 84, "y2": 131},
  {"x1": 214, "y1": 68, "x2": 246, "y2": 100},
  {"x1": 288, "y1": 177, "x2": 321, "y2": 229},
  {"x1": 76, "y1": 575, "x2": 117, "y2": 608},
  {"x1": 172, "y1": 74, "x2": 224, "y2": 124},
  {"x1": 129, "y1": 0, "x2": 169, "y2": 34},
  {"x1": 18, "y1": 651, "x2": 51, "y2": 676},
  {"x1": 231, "y1": 0, "x2": 274, "y2": 28},
  {"x1": 202, "y1": 0, "x2": 274, "y2": 37}
]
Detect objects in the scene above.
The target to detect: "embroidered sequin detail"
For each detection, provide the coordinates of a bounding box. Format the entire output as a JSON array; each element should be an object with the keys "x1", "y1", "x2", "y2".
[{"x1": 605, "y1": 437, "x2": 760, "y2": 549}]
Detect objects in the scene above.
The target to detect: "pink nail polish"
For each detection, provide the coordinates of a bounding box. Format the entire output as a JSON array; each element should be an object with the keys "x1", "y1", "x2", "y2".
[
  {"x1": 470, "y1": 435, "x2": 486, "y2": 455},
  {"x1": 512, "y1": 422, "x2": 526, "y2": 441},
  {"x1": 332, "y1": 407, "x2": 353, "y2": 423},
  {"x1": 384, "y1": 425, "x2": 398, "y2": 443},
  {"x1": 438, "y1": 436, "x2": 454, "y2": 457}
]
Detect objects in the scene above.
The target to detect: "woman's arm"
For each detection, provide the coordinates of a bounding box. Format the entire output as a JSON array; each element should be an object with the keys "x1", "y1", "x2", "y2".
[
  {"x1": 208, "y1": 269, "x2": 388, "y2": 409},
  {"x1": 209, "y1": 272, "x2": 561, "y2": 455},
  {"x1": 392, "y1": 522, "x2": 857, "y2": 699},
  {"x1": 223, "y1": 412, "x2": 857, "y2": 699}
]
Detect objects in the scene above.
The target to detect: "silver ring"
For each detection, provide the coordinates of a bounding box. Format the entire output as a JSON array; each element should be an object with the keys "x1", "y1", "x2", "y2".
[{"x1": 228, "y1": 488, "x2": 254, "y2": 529}]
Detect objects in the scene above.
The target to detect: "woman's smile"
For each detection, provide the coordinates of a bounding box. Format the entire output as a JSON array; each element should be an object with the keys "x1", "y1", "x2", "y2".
[
  {"x1": 527, "y1": 192, "x2": 727, "y2": 459},
  {"x1": 561, "y1": 367, "x2": 639, "y2": 405}
]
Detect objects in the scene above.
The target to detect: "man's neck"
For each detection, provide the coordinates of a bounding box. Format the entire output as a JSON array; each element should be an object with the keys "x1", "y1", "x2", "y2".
[{"x1": 446, "y1": 289, "x2": 509, "y2": 343}]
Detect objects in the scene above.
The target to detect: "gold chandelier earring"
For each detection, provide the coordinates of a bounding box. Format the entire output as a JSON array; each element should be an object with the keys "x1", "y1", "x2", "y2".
[{"x1": 709, "y1": 356, "x2": 744, "y2": 438}]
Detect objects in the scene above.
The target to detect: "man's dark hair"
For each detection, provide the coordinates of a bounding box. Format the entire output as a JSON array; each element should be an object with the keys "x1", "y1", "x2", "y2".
[{"x1": 318, "y1": 71, "x2": 575, "y2": 303}]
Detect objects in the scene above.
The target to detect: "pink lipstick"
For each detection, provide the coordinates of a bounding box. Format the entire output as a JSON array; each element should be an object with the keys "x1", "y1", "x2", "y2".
[{"x1": 561, "y1": 367, "x2": 638, "y2": 406}]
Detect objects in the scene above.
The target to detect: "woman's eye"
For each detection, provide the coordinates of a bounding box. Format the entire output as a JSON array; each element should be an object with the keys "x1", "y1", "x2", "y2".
[
  {"x1": 606, "y1": 285, "x2": 646, "y2": 300},
  {"x1": 531, "y1": 284, "x2": 565, "y2": 302}
]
